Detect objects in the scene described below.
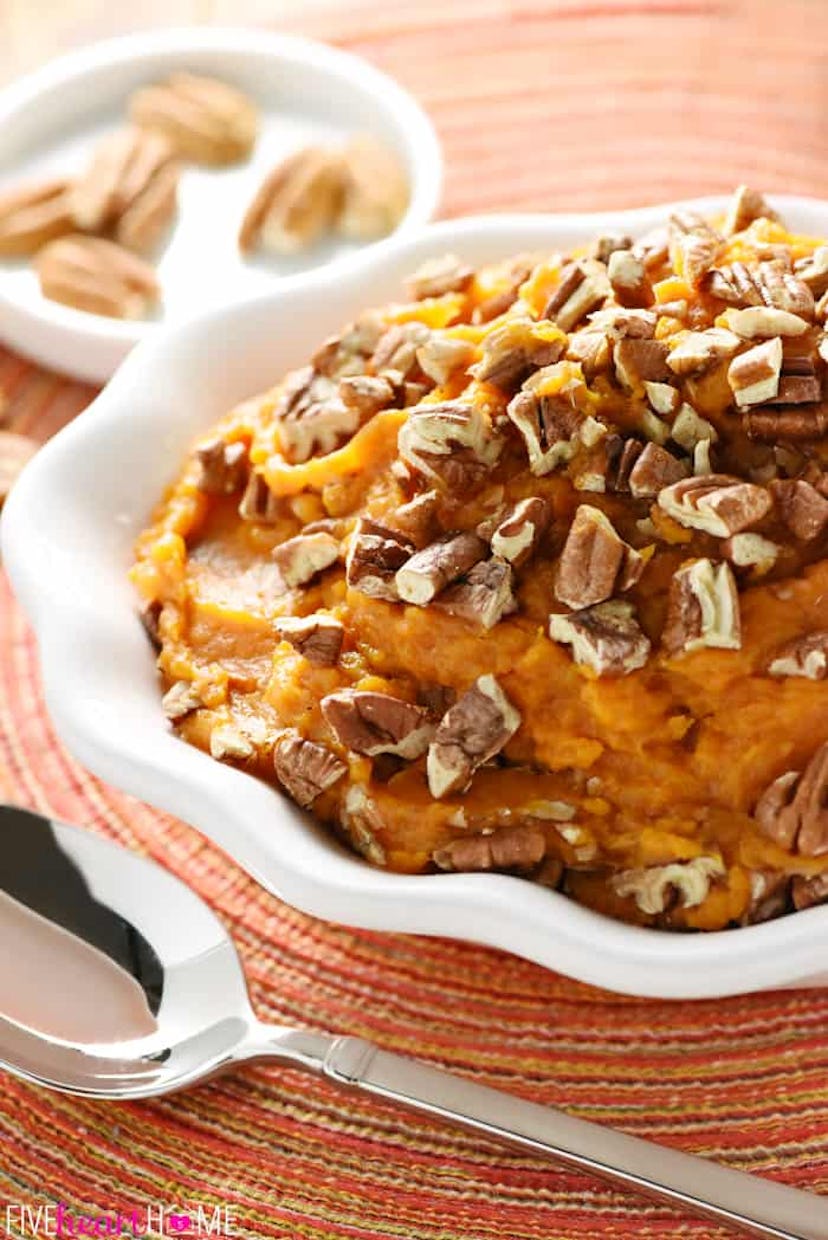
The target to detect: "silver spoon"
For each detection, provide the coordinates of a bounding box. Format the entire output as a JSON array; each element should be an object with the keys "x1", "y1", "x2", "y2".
[{"x1": 0, "y1": 803, "x2": 824, "y2": 1240}]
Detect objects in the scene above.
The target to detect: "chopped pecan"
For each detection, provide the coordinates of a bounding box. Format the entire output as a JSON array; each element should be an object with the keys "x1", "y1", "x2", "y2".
[
  {"x1": 346, "y1": 517, "x2": 414, "y2": 601},
  {"x1": 433, "y1": 824, "x2": 547, "y2": 873},
  {"x1": 669, "y1": 210, "x2": 723, "y2": 286},
  {"x1": 795, "y1": 246, "x2": 828, "y2": 297},
  {"x1": 238, "y1": 471, "x2": 280, "y2": 524},
  {"x1": 274, "y1": 614, "x2": 344, "y2": 666},
  {"x1": 162, "y1": 680, "x2": 202, "y2": 721},
  {"x1": 589, "y1": 234, "x2": 633, "y2": 263},
  {"x1": 239, "y1": 147, "x2": 344, "y2": 254},
  {"x1": 556, "y1": 506, "x2": 643, "y2": 611},
  {"x1": 417, "y1": 683, "x2": 457, "y2": 718},
  {"x1": 395, "y1": 530, "x2": 487, "y2": 605},
  {"x1": 0, "y1": 431, "x2": 37, "y2": 505},
  {"x1": 471, "y1": 254, "x2": 535, "y2": 324},
  {"x1": 473, "y1": 317, "x2": 565, "y2": 393},
  {"x1": 322, "y1": 690, "x2": 433, "y2": 759},
  {"x1": 606, "y1": 248, "x2": 650, "y2": 307},
  {"x1": 588, "y1": 307, "x2": 656, "y2": 339},
  {"x1": 762, "y1": 356, "x2": 822, "y2": 406},
  {"x1": 742, "y1": 871, "x2": 790, "y2": 925},
  {"x1": 770, "y1": 478, "x2": 828, "y2": 540},
  {"x1": 767, "y1": 632, "x2": 828, "y2": 680},
  {"x1": 612, "y1": 856, "x2": 725, "y2": 915},
  {"x1": 210, "y1": 723, "x2": 256, "y2": 762},
  {"x1": 271, "y1": 366, "x2": 361, "y2": 464},
  {"x1": 745, "y1": 405, "x2": 828, "y2": 441},
  {"x1": 667, "y1": 328, "x2": 741, "y2": 376},
  {"x1": 670, "y1": 404, "x2": 719, "y2": 452},
  {"x1": 548, "y1": 599, "x2": 650, "y2": 676},
  {"x1": 792, "y1": 872, "x2": 828, "y2": 911},
  {"x1": 340, "y1": 786, "x2": 388, "y2": 864},
  {"x1": 312, "y1": 313, "x2": 384, "y2": 378},
  {"x1": 489, "y1": 496, "x2": 550, "y2": 566},
  {"x1": 566, "y1": 328, "x2": 612, "y2": 379},
  {"x1": 139, "y1": 600, "x2": 162, "y2": 651},
  {"x1": 755, "y1": 743, "x2": 828, "y2": 856},
  {"x1": 613, "y1": 338, "x2": 670, "y2": 390},
  {"x1": 506, "y1": 386, "x2": 583, "y2": 476},
  {"x1": 34, "y1": 234, "x2": 159, "y2": 319},
  {"x1": 371, "y1": 321, "x2": 431, "y2": 379},
  {"x1": 273, "y1": 730, "x2": 346, "y2": 807},
  {"x1": 693, "y1": 438, "x2": 714, "y2": 475},
  {"x1": 658, "y1": 474, "x2": 771, "y2": 537},
  {"x1": 273, "y1": 531, "x2": 340, "y2": 588},
  {"x1": 398, "y1": 400, "x2": 501, "y2": 490},
  {"x1": 427, "y1": 674, "x2": 521, "y2": 798},
  {"x1": 70, "y1": 126, "x2": 178, "y2": 253},
  {"x1": 628, "y1": 442, "x2": 689, "y2": 497},
  {"x1": 570, "y1": 433, "x2": 635, "y2": 494},
  {"x1": 337, "y1": 134, "x2": 409, "y2": 242},
  {"x1": 193, "y1": 437, "x2": 247, "y2": 494},
  {"x1": 643, "y1": 380, "x2": 681, "y2": 417},
  {"x1": 130, "y1": 71, "x2": 257, "y2": 165},
  {"x1": 662, "y1": 558, "x2": 741, "y2": 654},
  {"x1": 722, "y1": 306, "x2": 810, "y2": 339},
  {"x1": 631, "y1": 226, "x2": 670, "y2": 270},
  {"x1": 727, "y1": 337, "x2": 783, "y2": 407},
  {"x1": 434, "y1": 557, "x2": 517, "y2": 629},
  {"x1": 722, "y1": 184, "x2": 779, "y2": 236},
  {"x1": 404, "y1": 253, "x2": 474, "y2": 300},
  {"x1": 722, "y1": 532, "x2": 779, "y2": 573},
  {"x1": 0, "y1": 176, "x2": 74, "y2": 256},
  {"x1": 542, "y1": 260, "x2": 610, "y2": 331},
  {"x1": 338, "y1": 374, "x2": 395, "y2": 416},
  {"x1": 416, "y1": 334, "x2": 476, "y2": 385}
]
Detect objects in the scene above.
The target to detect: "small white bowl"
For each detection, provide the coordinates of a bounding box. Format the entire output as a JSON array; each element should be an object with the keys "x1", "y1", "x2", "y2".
[
  {"x1": 0, "y1": 27, "x2": 442, "y2": 383},
  {"x1": 5, "y1": 195, "x2": 828, "y2": 999}
]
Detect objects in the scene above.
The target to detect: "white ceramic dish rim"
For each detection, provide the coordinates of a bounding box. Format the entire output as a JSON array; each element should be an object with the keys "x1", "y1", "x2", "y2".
[
  {"x1": 4, "y1": 194, "x2": 828, "y2": 1000},
  {"x1": 0, "y1": 26, "x2": 443, "y2": 377}
]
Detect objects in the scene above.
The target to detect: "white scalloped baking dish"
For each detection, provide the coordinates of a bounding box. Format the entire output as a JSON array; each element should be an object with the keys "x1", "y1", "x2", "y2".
[{"x1": 4, "y1": 196, "x2": 828, "y2": 999}]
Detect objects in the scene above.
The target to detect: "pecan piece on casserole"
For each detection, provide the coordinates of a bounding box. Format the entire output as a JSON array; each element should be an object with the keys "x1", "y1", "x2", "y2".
[
  {"x1": 667, "y1": 328, "x2": 741, "y2": 377},
  {"x1": 555, "y1": 505, "x2": 643, "y2": 610},
  {"x1": 209, "y1": 723, "x2": 256, "y2": 762},
  {"x1": 606, "y1": 248, "x2": 650, "y2": 308},
  {"x1": 390, "y1": 490, "x2": 440, "y2": 547},
  {"x1": 761, "y1": 355, "x2": 822, "y2": 406},
  {"x1": 589, "y1": 233, "x2": 633, "y2": 263},
  {"x1": 404, "y1": 253, "x2": 474, "y2": 301},
  {"x1": 273, "y1": 531, "x2": 340, "y2": 589},
  {"x1": 272, "y1": 366, "x2": 363, "y2": 464},
  {"x1": 162, "y1": 680, "x2": 202, "y2": 721},
  {"x1": 627, "y1": 443, "x2": 689, "y2": 498},
  {"x1": 395, "y1": 531, "x2": 487, "y2": 605},
  {"x1": 721, "y1": 306, "x2": 810, "y2": 339},
  {"x1": 754, "y1": 743, "x2": 828, "y2": 856},
  {"x1": 238, "y1": 471, "x2": 280, "y2": 524},
  {"x1": 542, "y1": 260, "x2": 610, "y2": 331},
  {"x1": 433, "y1": 823, "x2": 547, "y2": 873},
  {"x1": 613, "y1": 338, "x2": 670, "y2": 391},
  {"x1": 312, "y1": 313, "x2": 384, "y2": 378},
  {"x1": 473, "y1": 317, "x2": 565, "y2": 393},
  {"x1": 322, "y1": 690, "x2": 434, "y2": 760},
  {"x1": 795, "y1": 246, "x2": 828, "y2": 296},
  {"x1": 770, "y1": 479, "x2": 828, "y2": 541},
  {"x1": 548, "y1": 599, "x2": 651, "y2": 675},
  {"x1": 415, "y1": 334, "x2": 476, "y2": 386},
  {"x1": 662, "y1": 559, "x2": 741, "y2": 654},
  {"x1": 371, "y1": 321, "x2": 432, "y2": 379},
  {"x1": 745, "y1": 405, "x2": 828, "y2": 442},
  {"x1": 274, "y1": 614, "x2": 345, "y2": 666},
  {"x1": 612, "y1": 856, "x2": 725, "y2": 915},
  {"x1": 722, "y1": 532, "x2": 780, "y2": 574},
  {"x1": 727, "y1": 337, "x2": 783, "y2": 407},
  {"x1": 346, "y1": 517, "x2": 415, "y2": 601},
  {"x1": 398, "y1": 400, "x2": 501, "y2": 490},
  {"x1": 767, "y1": 632, "x2": 828, "y2": 680},
  {"x1": 434, "y1": 557, "x2": 517, "y2": 629},
  {"x1": 506, "y1": 386, "x2": 585, "y2": 476},
  {"x1": 792, "y1": 872, "x2": 828, "y2": 911},
  {"x1": 670, "y1": 404, "x2": 719, "y2": 453},
  {"x1": 722, "y1": 184, "x2": 779, "y2": 236},
  {"x1": 340, "y1": 786, "x2": 388, "y2": 864},
  {"x1": 708, "y1": 261, "x2": 814, "y2": 319},
  {"x1": 193, "y1": 437, "x2": 248, "y2": 495},
  {"x1": 338, "y1": 374, "x2": 396, "y2": 416},
  {"x1": 427, "y1": 674, "x2": 521, "y2": 798},
  {"x1": 489, "y1": 496, "x2": 550, "y2": 566},
  {"x1": 273, "y1": 730, "x2": 347, "y2": 808},
  {"x1": 658, "y1": 474, "x2": 772, "y2": 537}
]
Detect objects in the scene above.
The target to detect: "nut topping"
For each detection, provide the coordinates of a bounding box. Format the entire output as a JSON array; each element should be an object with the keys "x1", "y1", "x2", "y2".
[
  {"x1": 162, "y1": 680, "x2": 202, "y2": 721},
  {"x1": 209, "y1": 723, "x2": 256, "y2": 762},
  {"x1": 658, "y1": 474, "x2": 771, "y2": 537},
  {"x1": 722, "y1": 185, "x2": 779, "y2": 236},
  {"x1": 607, "y1": 248, "x2": 649, "y2": 307},
  {"x1": 338, "y1": 374, "x2": 396, "y2": 416},
  {"x1": 346, "y1": 517, "x2": 415, "y2": 601},
  {"x1": 723, "y1": 532, "x2": 779, "y2": 573},
  {"x1": 762, "y1": 356, "x2": 822, "y2": 406},
  {"x1": 398, "y1": 400, "x2": 501, "y2": 490},
  {"x1": 670, "y1": 404, "x2": 719, "y2": 452},
  {"x1": 433, "y1": 824, "x2": 547, "y2": 873},
  {"x1": 273, "y1": 730, "x2": 346, "y2": 807},
  {"x1": 427, "y1": 674, "x2": 521, "y2": 798},
  {"x1": 0, "y1": 177, "x2": 74, "y2": 257},
  {"x1": 395, "y1": 531, "x2": 487, "y2": 605},
  {"x1": 193, "y1": 438, "x2": 247, "y2": 494},
  {"x1": 663, "y1": 558, "x2": 741, "y2": 654},
  {"x1": 473, "y1": 317, "x2": 565, "y2": 393},
  {"x1": 34, "y1": 234, "x2": 159, "y2": 319},
  {"x1": 754, "y1": 743, "x2": 828, "y2": 856},
  {"x1": 506, "y1": 386, "x2": 584, "y2": 476},
  {"x1": 238, "y1": 471, "x2": 280, "y2": 524},
  {"x1": 322, "y1": 690, "x2": 434, "y2": 759},
  {"x1": 613, "y1": 337, "x2": 670, "y2": 390},
  {"x1": 548, "y1": 600, "x2": 651, "y2": 676},
  {"x1": 416, "y1": 334, "x2": 476, "y2": 385},
  {"x1": 667, "y1": 328, "x2": 741, "y2": 376},
  {"x1": 274, "y1": 614, "x2": 345, "y2": 666},
  {"x1": 767, "y1": 632, "x2": 828, "y2": 680},
  {"x1": 434, "y1": 557, "x2": 517, "y2": 629},
  {"x1": 404, "y1": 253, "x2": 474, "y2": 301},
  {"x1": 627, "y1": 442, "x2": 689, "y2": 497},
  {"x1": 555, "y1": 505, "x2": 643, "y2": 610},
  {"x1": 792, "y1": 872, "x2": 828, "y2": 911},
  {"x1": 490, "y1": 496, "x2": 550, "y2": 566},
  {"x1": 612, "y1": 856, "x2": 725, "y2": 914},
  {"x1": 371, "y1": 322, "x2": 432, "y2": 378},
  {"x1": 273, "y1": 531, "x2": 340, "y2": 588},
  {"x1": 770, "y1": 479, "x2": 828, "y2": 540},
  {"x1": 795, "y1": 246, "x2": 828, "y2": 297},
  {"x1": 721, "y1": 307, "x2": 810, "y2": 339},
  {"x1": 745, "y1": 405, "x2": 828, "y2": 441},
  {"x1": 130, "y1": 72, "x2": 257, "y2": 165},
  {"x1": 239, "y1": 147, "x2": 344, "y2": 255},
  {"x1": 272, "y1": 366, "x2": 361, "y2": 464},
  {"x1": 542, "y1": 261, "x2": 610, "y2": 331},
  {"x1": 708, "y1": 261, "x2": 814, "y2": 319},
  {"x1": 727, "y1": 337, "x2": 783, "y2": 407}
]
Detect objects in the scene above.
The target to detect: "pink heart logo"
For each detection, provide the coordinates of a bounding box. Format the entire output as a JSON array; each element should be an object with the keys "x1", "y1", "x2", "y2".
[{"x1": 168, "y1": 1216, "x2": 192, "y2": 1233}]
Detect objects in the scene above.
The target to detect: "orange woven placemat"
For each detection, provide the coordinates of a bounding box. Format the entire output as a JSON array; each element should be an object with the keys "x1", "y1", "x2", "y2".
[{"x1": 2, "y1": 2, "x2": 828, "y2": 1236}]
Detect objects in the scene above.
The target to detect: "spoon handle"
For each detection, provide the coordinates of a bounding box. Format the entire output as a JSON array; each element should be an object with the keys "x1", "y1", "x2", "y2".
[{"x1": 320, "y1": 1035, "x2": 825, "y2": 1240}]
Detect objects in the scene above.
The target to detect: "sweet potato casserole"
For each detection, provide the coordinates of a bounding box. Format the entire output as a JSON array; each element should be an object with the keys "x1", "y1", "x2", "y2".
[{"x1": 132, "y1": 186, "x2": 828, "y2": 930}]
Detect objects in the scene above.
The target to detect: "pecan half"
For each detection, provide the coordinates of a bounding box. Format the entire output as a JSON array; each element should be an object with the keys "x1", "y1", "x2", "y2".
[
  {"x1": 395, "y1": 531, "x2": 487, "y2": 605},
  {"x1": 770, "y1": 478, "x2": 828, "y2": 540},
  {"x1": 404, "y1": 253, "x2": 474, "y2": 300},
  {"x1": 346, "y1": 517, "x2": 414, "y2": 601},
  {"x1": 722, "y1": 306, "x2": 810, "y2": 339},
  {"x1": 322, "y1": 690, "x2": 433, "y2": 759},
  {"x1": 555, "y1": 506, "x2": 643, "y2": 609},
  {"x1": 722, "y1": 184, "x2": 779, "y2": 236},
  {"x1": 708, "y1": 261, "x2": 814, "y2": 319},
  {"x1": 273, "y1": 531, "x2": 340, "y2": 588},
  {"x1": 34, "y1": 234, "x2": 159, "y2": 319},
  {"x1": 433, "y1": 824, "x2": 547, "y2": 873},
  {"x1": 767, "y1": 632, "x2": 828, "y2": 680},
  {"x1": 755, "y1": 743, "x2": 828, "y2": 856},
  {"x1": 0, "y1": 177, "x2": 74, "y2": 256},
  {"x1": 489, "y1": 496, "x2": 550, "y2": 566},
  {"x1": 548, "y1": 599, "x2": 651, "y2": 676},
  {"x1": 627, "y1": 442, "x2": 689, "y2": 498},
  {"x1": 273, "y1": 730, "x2": 346, "y2": 807},
  {"x1": 130, "y1": 72, "x2": 257, "y2": 165},
  {"x1": 434, "y1": 557, "x2": 517, "y2": 629},
  {"x1": 337, "y1": 134, "x2": 409, "y2": 241},
  {"x1": 71, "y1": 126, "x2": 178, "y2": 253},
  {"x1": 658, "y1": 474, "x2": 771, "y2": 537},
  {"x1": 542, "y1": 260, "x2": 610, "y2": 331},
  {"x1": 238, "y1": 471, "x2": 280, "y2": 524},
  {"x1": 193, "y1": 437, "x2": 247, "y2": 494},
  {"x1": 398, "y1": 400, "x2": 501, "y2": 490},
  {"x1": 727, "y1": 337, "x2": 783, "y2": 407},
  {"x1": 274, "y1": 614, "x2": 345, "y2": 666},
  {"x1": 239, "y1": 147, "x2": 344, "y2": 254},
  {"x1": 667, "y1": 328, "x2": 741, "y2": 377},
  {"x1": 612, "y1": 856, "x2": 725, "y2": 915},
  {"x1": 662, "y1": 558, "x2": 741, "y2": 654},
  {"x1": 427, "y1": 674, "x2": 521, "y2": 798}
]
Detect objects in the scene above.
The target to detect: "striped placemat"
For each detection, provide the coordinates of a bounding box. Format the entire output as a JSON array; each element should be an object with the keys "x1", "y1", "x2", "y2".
[{"x1": 2, "y1": 2, "x2": 827, "y2": 1235}]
